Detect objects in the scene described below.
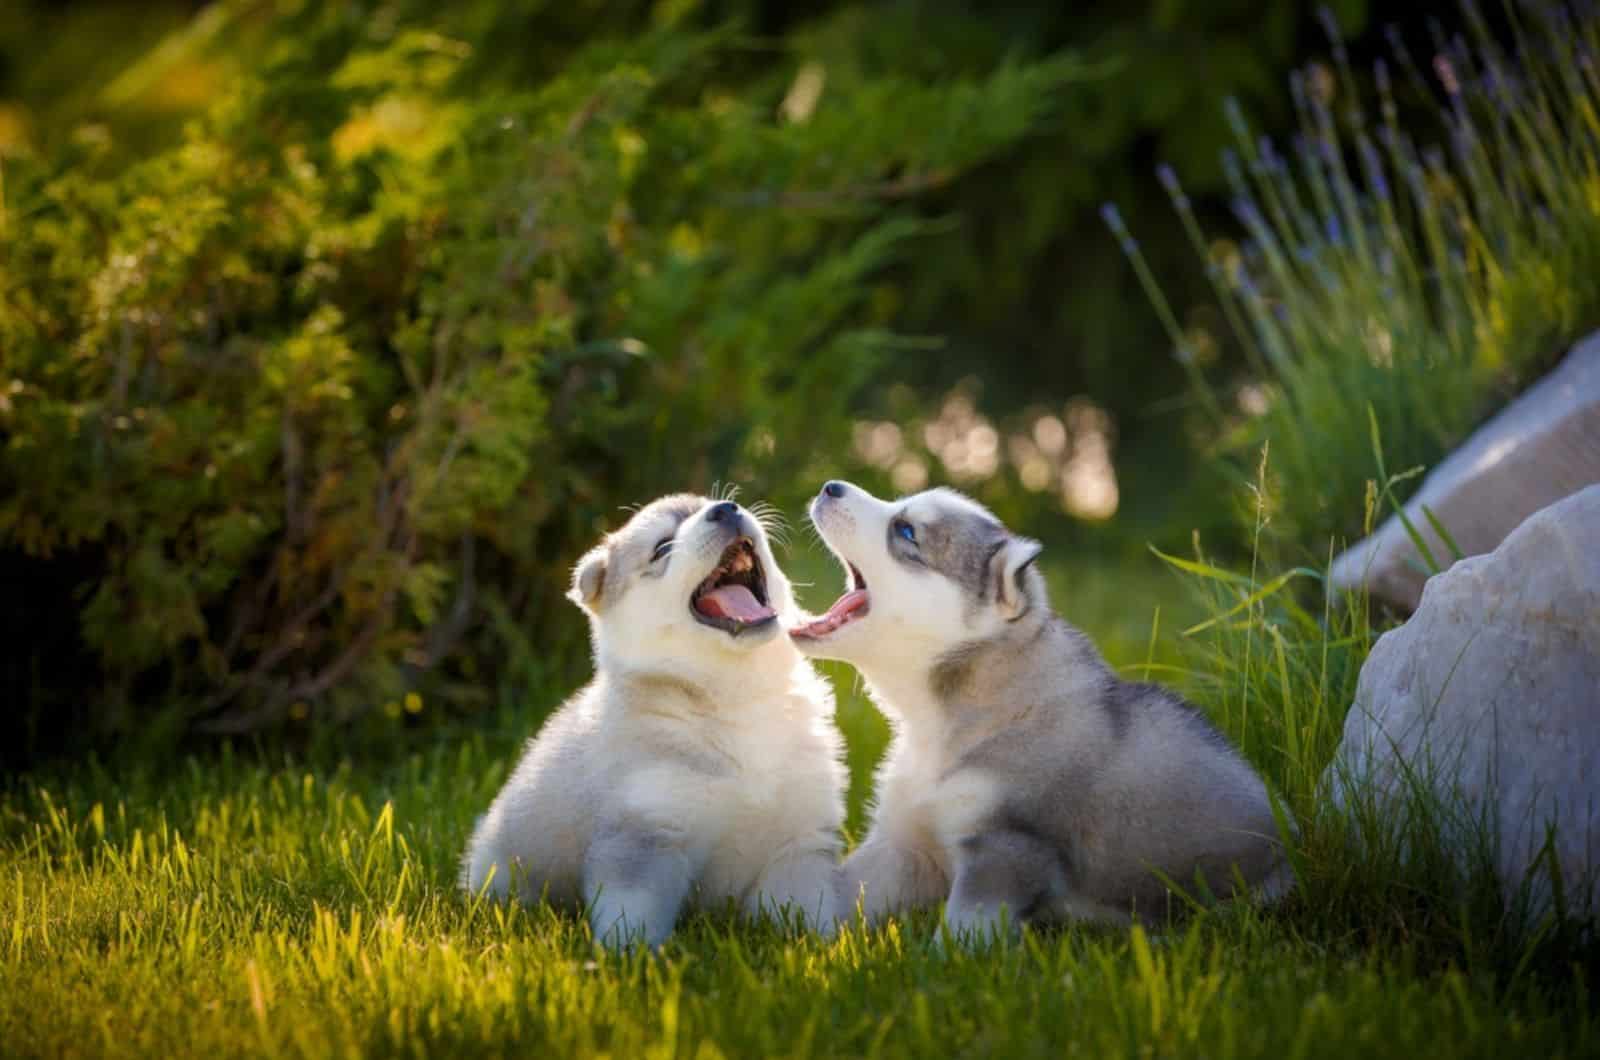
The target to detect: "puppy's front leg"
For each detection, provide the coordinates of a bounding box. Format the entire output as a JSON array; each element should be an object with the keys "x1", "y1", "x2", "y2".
[
  {"x1": 747, "y1": 836, "x2": 841, "y2": 933},
  {"x1": 837, "y1": 836, "x2": 948, "y2": 926},
  {"x1": 584, "y1": 823, "x2": 694, "y2": 949},
  {"x1": 944, "y1": 830, "x2": 1064, "y2": 942}
]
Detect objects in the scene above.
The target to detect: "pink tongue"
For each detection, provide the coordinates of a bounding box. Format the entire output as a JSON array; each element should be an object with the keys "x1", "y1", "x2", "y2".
[
  {"x1": 695, "y1": 584, "x2": 775, "y2": 622},
  {"x1": 825, "y1": 589, "x2": 869, "y2": 620},
  {"x1": 790, "y1": 589, "x2": 870, "y2": 638}
]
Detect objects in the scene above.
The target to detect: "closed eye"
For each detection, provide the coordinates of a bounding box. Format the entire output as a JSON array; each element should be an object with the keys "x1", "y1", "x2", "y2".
[
  {"x1": 651, "y1": 537, "x2": 674, "y2": 562},
  {"x1": 892, "y1": 519, "x2": 916, "y2": 544}
]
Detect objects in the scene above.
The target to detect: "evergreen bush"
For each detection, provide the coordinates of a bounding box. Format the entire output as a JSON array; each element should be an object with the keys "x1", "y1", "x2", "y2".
[{"x1": 0, "y1": 3, "x2": 1086, "y2": 753}]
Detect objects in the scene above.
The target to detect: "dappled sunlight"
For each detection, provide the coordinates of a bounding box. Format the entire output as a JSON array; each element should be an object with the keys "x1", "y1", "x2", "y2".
[
  {"x1": 853, "y1": 391, "x2": 1119, "y2": 519},
  {"x1": 780, "y1": 62, "x2": 827, "y2": 124},
  {"x1": 922, "y1": 392, "x2": 999, "y2": 481},
  {"x1": 1058, "y1": 398, "x2": 1119, "y2": 520}
]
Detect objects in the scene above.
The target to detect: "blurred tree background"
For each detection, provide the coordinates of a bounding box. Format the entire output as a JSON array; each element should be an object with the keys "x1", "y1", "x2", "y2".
[{"x1": 6, "y1": 0, "x2": 1500, "y2": 765}]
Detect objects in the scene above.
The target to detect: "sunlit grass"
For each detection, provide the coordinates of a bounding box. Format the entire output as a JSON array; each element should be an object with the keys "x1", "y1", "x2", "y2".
[
  {"x1": 4, "y1": 504, "x2": 1596, "y2": 1058},
  {"x1": 3, "y1": 722, "x2": 1595, "y2": 1060}
]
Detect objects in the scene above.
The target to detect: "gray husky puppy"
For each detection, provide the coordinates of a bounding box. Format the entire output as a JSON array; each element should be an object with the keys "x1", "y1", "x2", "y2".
[
  {"x1": 790, "y1": 480, "x2": 1290, "y2": 936},
  {"x1": 462, "y1": 494, "x2": 845, "y2": 948}
]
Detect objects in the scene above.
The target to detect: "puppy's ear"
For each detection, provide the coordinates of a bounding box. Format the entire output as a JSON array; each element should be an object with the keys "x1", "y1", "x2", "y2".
[
  {"x1": 989, "y1": 536, "x2": 1043, "y2": 621},
  {"x1": 568, "y1": 546, "x2": 608, "y2": 614}
]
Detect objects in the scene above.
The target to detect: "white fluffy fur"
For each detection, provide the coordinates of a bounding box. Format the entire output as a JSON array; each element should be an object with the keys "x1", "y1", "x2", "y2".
[
  {"x1": 461, "y1": 495, "x2": 845, "y2": 947},
  {"x1": 794, "y1": 487, "x2": 1013, "y2": 923}
]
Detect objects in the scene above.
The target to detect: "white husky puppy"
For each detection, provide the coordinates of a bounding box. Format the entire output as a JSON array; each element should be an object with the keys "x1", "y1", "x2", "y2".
[
  {"x1": 462, "y1": 494, "x2": 845, "y2": 947},
  {"x1": 791, "y1": 480, "x2": 1290, "y2": 936}
]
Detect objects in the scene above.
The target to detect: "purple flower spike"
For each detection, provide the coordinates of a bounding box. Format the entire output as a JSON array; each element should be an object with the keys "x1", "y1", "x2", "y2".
[
  {"x1": 1222, "y1": 148, "x2": 1245, "y2": 190},
  {"x1": 1384, "y1": 24, "x2": 1403, "y2": 51},
  {"x1": 1224, "y1": 97, "x2": 1250, "y2": 139},
  {"x1": 1100, "y1": 203, "x2": 1139, "y2": 255},
  {"x1": 1231, "y1": 197, "x2": 1268, "y2": 233},
  {"x1": 1317, "y1": 5, "x2": 1342, "y2": 43},
  {"x1": 1158, "y1": 165, "x2": 1190, "y2": 210},
  {"x1": 1405, "y1": 164, "x2": 1429, "y2": 208},
  {"x1": 1360, "y1": 139, "x2": 1391, "y2": 201}
]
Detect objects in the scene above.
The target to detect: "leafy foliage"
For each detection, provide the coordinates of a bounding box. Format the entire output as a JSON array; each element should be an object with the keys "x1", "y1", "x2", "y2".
[
  {"x1": 0, "y1": 3, "x2": 1088, "y2": 750},
  {"x1": 1111, "y1": 2, "x2": 1600, "y2": 555}
]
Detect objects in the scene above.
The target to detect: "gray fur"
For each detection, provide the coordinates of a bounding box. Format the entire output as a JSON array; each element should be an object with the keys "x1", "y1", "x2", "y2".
[
  {"x1": 585, "y1": 823, "x2": 695, "y2": 948},
  {"x1": 937, "y1": 609, "x2": 1284, "y2": 924},
  {"x1": 590, "y1": 494, "x2": 705, "y2": 610},
  {"x1": 888, "y1": 495, "x2": 1007, "y2": 603},
  {"x1": 811, "y1": 485, "x2": 1291, "y2": 936},
  {"x1": 947, "y1": 829, "x2": 1067, "y2": 933}
]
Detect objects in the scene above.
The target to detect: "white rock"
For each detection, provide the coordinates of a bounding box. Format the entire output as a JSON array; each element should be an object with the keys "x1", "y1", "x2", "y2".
[
  {"x1": 1326, "y1": 485, "x2": 1600, "y2": 917},
  {"x1": 1330, "y1": 329, "x2": 1600, "y2": 611}
]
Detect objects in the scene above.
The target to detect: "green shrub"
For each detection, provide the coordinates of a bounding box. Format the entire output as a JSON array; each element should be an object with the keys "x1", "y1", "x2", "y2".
[{"x1": 0, "y1": 3, "x2": 1088, "y2": 755}]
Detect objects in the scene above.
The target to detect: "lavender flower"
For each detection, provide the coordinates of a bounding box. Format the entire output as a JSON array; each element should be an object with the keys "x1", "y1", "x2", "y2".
[
  {"x1": 1100, "y1": 203, "x2": 1138, "y2": 255},
  {"x1": 1230, "y1": 196, "x2": 1269, "y2": 235},
  {"x1": 1224, "y1": 96, "x2": 1250, "y2": 141},
  {"x1": 1317, "y1": 5, "x2": 1349, "y2": 66},
  {"x1": 1222, "y1": 148, "x2": 1245, "y2": 192},
  {"x1": 1404, "y1": 163, "x2": 1430, "y2": 208},
  {"x1": 1156, "y1": 163, "x2": 1189, "y2": 210},
  {"x1": 1359, "y1": 137, "x2": 1391, "y2": 201}
]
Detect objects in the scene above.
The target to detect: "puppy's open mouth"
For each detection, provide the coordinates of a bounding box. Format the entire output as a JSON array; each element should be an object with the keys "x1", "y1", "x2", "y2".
[
  {"x1": 789, "y1": 563, "x2": 870, "y2": 641},
  {"x1": 691, "y1": 538, "x2": 777, "y2": 635}
]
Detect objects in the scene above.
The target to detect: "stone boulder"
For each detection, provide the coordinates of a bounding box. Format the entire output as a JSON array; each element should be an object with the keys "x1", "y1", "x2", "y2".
[
  {"x1": 1330, "y1": 330, "x2": 1600, "y2": 611},
  {"x1": 1325, "y1": 485, "x2": 1600, "y2": 917}
]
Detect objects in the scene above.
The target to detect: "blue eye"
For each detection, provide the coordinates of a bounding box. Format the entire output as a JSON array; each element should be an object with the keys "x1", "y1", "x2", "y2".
[
  {"x1": 893, "y1": 519, "x2": 916, "y2": 544},
  {"x1": 651, "y1": 538, "x2": 674, "y2": 561}
]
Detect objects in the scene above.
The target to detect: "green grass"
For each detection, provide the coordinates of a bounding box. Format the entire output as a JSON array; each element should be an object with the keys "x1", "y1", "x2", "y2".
[
  {"x1": 4, "y1": 537, "x2": 1597, "y2": 1059},
  {"x1": 2, "y1": 719, "x2": 1593, "y2": 1059}
]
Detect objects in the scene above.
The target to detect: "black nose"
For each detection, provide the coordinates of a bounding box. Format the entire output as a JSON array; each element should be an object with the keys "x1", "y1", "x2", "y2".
[
  {"x1": 706, "y1": 500, "x2": 739, "y2": 523},
  {"x1": 822, "y1": 481, "x2": 847, "y2": 499}
]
